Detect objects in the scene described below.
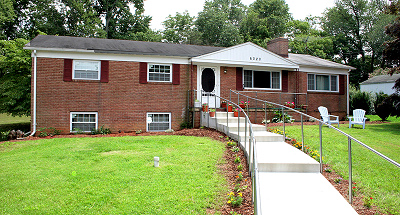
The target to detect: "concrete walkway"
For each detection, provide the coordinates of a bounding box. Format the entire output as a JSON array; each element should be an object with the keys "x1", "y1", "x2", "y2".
[{"x1": 202, "y1": 112, "x2": 358, "y2": 215}]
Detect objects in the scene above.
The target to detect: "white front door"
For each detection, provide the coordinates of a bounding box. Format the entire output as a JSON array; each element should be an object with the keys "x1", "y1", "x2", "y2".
[{"x1": 197, "y1": 66, "x2": 220, "y2": 108}]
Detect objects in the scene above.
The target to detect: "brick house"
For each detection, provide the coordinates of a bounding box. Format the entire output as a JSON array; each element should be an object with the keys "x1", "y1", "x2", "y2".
[{"x1": 25, "y1": 35, "x2": 354, "y2": 134}]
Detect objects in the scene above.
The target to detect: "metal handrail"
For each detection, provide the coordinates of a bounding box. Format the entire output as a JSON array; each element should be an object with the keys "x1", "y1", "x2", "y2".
[
  {"x1": 196, "y1": 90, "x2": 262, "y2": 214},
  {"x1": 230, "y1": 89, "x2": 400, "y2": 204}
]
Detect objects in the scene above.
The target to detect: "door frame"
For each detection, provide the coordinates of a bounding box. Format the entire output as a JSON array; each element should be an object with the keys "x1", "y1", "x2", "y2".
[{"x1": 197, "y1": 66, "x2": 220, "y2": 108}]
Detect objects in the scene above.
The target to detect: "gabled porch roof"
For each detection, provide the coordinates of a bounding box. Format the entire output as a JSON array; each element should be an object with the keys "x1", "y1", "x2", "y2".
[{"x1": 191, "y1": 42, "x2": 299, "y2": 70}]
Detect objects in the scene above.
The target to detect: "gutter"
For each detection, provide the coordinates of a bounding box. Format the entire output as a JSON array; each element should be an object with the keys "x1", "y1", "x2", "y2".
[
  {"x1": 31, "y1": 50, "x2": 37, "y2": 136},
  {"x1": 347, "y1": 70, "x2": 350, "y2": 116}
]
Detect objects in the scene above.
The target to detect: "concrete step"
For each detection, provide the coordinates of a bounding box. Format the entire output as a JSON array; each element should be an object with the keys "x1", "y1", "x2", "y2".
[
  {"x1": 229, "y1": 130, "x2": 284, "y2": 143},
  {"x1": 258, "y1": 172, "x2": 358, "y2": 215},
  {"x1": 223, "y1": 123, "x2": 266, "y2": 132},
  {"x1": 257, "y1": 141, "x2": 320, "y2": 173},
  {"x1": 215, "y1": 117, "x2": 246, "y2": 124}
]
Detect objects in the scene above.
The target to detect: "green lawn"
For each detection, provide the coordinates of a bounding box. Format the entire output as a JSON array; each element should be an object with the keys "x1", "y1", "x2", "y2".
[
  {"x1": 0, "y1": 136, "x2": 227, "y2": 214},
  {"x1": 272, "y1": 119, "x2": 400, "y2": 214},
  {"x1": 0, "y1": 113, "x2": 31, "y2": 133}
]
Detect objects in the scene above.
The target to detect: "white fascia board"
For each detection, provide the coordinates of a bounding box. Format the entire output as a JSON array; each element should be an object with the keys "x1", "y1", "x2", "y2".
[
  {"x1": 192, "y1": 58, "x2": 299, "y2": 69},
  {"x1": 33, "y1": 50, "x2": 190, "y2": 65},
  {"x1": 298, "y1": 66, "x2": 350, "y2": 75}
]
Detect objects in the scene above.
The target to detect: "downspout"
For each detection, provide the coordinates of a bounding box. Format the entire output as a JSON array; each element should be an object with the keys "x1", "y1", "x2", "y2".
[
  {"x1": 347, "y1": 70, "x2": 350, "y2": 116},
  {"x1": 31, "y1": 50, "x2": 37, "y2": 136}
]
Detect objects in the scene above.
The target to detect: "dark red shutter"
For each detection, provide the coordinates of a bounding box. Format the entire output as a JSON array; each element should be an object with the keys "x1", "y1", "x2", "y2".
[
  {"x1": 282, "y1": 70, "x2": 288, "y2": 92},
  {"x1": 236, "y1": 67, "x2": 243, "y2": 91},
  {"x1": 139, "y1": 62, "x2": 148, "y2": 84},
  {"x1": 172, "y1": 64, "x2": 180, "y2": 85},
  {"x1": 339, "y1": 75, "x2": 345, "y2": 95},
  {"x1": 63, "y1": 59, "x2": 73, "y2": 82},
  {"x1": 100, "y1": 60, "x2": 109, "y2": 83}
]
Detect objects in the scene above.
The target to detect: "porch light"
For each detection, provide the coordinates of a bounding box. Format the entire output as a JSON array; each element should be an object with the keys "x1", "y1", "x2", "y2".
[{"x1": 224, "y1": 69, "x2": 227, "y2": 74}]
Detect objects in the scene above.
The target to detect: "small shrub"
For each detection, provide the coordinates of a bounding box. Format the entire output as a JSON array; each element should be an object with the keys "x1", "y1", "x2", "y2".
[
  {"x1": 38, "y1": 127, "x2": 61, "y2": 137},
  {"x1": 237, "y1": 164, "x2": 243, "y2": 171},
  {"x1": 231, "y1": 146, "x2": 240, "y2": 153},
  {"x1": 180, "y1": 121, "x2": 192, "y2": 129},
  {"x1": 227, "y1": 141, "x2": 236, "y2": 147},
  {"x1": 234, "y1": 183, "x2": 247, "y2": 192},
  {"x1": 227, "y1": 192, "x2": 243, "y2": 207},
  {"x1": 236, "y1": 172, "x2": 243, "y2": 181},
  {"x1": 234, "y1": 156, "x2": 241, "y2": 164},
  {"x1": 72, "y1": 128, "x2": 84, "y2": 134},
  {"x1": 373, "y1": 92, "x2": 388, "y2": 113},
  {"x1": 135, "y1": 130, "x2": 142, "y2": 134},
  {"x1": 376, "y1": 99, "x2": 392, "y2": 121},
  {"x1": 0, "y1": 131, "x2": 10, "y2": 141},
  {"x1": 324, "y1": 167, "x2": 332, "y2": 173},
  {"x1": 91, "y1": 125, "x2": 111, "y2": 135},
  {"x1": 334, "y1": 177, "x2": 342, "y2": 184},
  {"x1": 349, "y1": 87, "x2": 373, "y2": 114},
  {"x1": 363, "y1": 196, "x2": 373, "y2": 208}
]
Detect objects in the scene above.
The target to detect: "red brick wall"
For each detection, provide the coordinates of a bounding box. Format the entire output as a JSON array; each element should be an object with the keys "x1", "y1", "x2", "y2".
[{"x1": 33, "y1": 58, "x2": 190, "y2": 134}]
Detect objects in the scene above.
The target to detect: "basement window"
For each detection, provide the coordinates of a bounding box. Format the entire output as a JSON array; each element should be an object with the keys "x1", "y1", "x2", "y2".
[
  {"x1": 70, "y1": 112, "x2": 98, "y2": 132},
  {"x1": 147, "y1": 113, "x2": 171, "y2": 132},
  {"x1": 243, "y1": 70, "x2": 281, "y2": 90}
]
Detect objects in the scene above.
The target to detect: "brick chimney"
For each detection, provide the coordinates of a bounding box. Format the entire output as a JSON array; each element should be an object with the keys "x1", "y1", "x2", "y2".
[{"x1": 267, "y1": 37, "x2": 289, "y2": 58}]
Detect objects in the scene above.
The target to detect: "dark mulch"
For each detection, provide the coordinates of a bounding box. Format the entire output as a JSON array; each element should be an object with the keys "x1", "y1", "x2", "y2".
[{"x1": 4, "y1": 128, "x2": 388, "y2": 214}]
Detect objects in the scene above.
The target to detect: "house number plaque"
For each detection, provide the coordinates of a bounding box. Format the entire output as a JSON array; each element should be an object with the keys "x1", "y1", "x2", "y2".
[{"x1": 250, "y1": 57, "x2": 261, "y2": 61}]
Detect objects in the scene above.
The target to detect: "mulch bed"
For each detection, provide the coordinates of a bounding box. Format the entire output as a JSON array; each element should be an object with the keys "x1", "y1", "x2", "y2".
[{"x1": 2, "y1": 127, "x2": 388, "y2": 214}]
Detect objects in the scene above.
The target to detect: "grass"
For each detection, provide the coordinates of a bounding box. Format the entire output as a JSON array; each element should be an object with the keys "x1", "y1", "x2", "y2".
[
  {"x1": 0, "y1": 135, "x2": 227, "y2": 214},
  {"x1": 271, "y1": 118, "x2": 400, "y2": 214},
  {"x1": 0, "y1": 113, "x2": 30, "y2": 133}
]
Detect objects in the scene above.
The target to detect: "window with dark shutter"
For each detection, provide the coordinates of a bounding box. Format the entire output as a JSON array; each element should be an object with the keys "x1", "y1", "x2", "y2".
[
  {"x1": 172, "y1": 64, "x2": 180, "y2": 85},
  {"x1": 236, "y1": 67, "x2": 243, "y2": 91},
  {"x1": 63, "y1": 59, "x2": 73, "y2": 82},
  {"x1": 100, "y1": 60, "x2": 109, "y2": 83},
  {"x1": 139, "y1": 62, "x2": 148, "y2": 84}
]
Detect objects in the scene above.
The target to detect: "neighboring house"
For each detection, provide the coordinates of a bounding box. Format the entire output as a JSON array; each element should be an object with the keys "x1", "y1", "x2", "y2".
[
  {"x1": 360, "y1": 74, "x2": 400, "y2": 95},
  {"x1": 25, "y1": 35, "x2": 354, "y2": 134}
]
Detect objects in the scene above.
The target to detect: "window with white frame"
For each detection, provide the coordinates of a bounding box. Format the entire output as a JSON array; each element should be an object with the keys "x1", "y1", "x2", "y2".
[
  {"x1": 243, "y1": 70, "x2": 281, "y2": 89},
  {"x1": 70, "y1": 112, "x2": 98, "y2": 132},
  {"x1": 73, "y1": 60, "x2": 101, "y2": 80},
  {"x1": 307, "y1": 74, "x2": 338, "y2": 92},
  {"x1": 148, "y1": 64, "x2": 172, "y2": 82},
  {"x1": 147, "y1": 113, "x2": 171, "y2": 131}
]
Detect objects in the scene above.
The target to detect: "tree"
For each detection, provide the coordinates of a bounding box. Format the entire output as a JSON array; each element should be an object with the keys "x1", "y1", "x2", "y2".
[
  {"x1": 322, "y1": 0, "x2": 393, "y2": 86},
  {"x1": 240, "y1": 0, "x2": 292, "y2": 48},
  {"x1": 0, "y1": 38, "x2": 31, "y2": 116},
  {"x1": 287, "y1": 19, "x2": 335, "y2": 59},
  {"x1": 163, "y1": 11, "x2": 196, "y2": 44},
  {"x1": 0, "y1": 0, "x2": 15, "y2": 24},
  {"x1": 196, "y1": 0, "x2": 245, "y2": 47},
  {"x1": 62, "y1": 0, "x2": 106, "y2": 38},
  {"x1": 93, "y1": 0, "x2": 151, "y2": 39}
]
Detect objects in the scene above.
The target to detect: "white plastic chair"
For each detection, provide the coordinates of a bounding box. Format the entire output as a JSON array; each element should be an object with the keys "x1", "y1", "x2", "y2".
[
  {"x1": 348, "y1": 109, "x2": 367, "y2": 129},
  {"x1": 318, "y1": 106, "x2": 339, "y2": 127}
]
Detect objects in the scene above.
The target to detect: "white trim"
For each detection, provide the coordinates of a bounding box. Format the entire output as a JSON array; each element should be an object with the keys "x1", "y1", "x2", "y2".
[
  {"x1": 70, "y1": 112, "x2": 98, "y2": 132},
  {"x1": 146, "y1": 112, "x2": 171, "y2": 132},
  {"x1": 299, "y1": 66, "x2": 350, "y2": 75},
  {"x1": 307, "y1": 73, "x2": 339, "y2": 93},
  {"x1": 147, "y1": 63, "x2": 172, "y2": 83},
  {"x1": 31, "y1": 50, "x2": 37, "y2": 136},
  {"x1": 72, "y1": 60, "x2": 101, "y2": 81},
  {"x1": 33, "y1": 50, "x2": 190, "y2": 65},
  {"x1": 347, "y1": 72, "x2": 350, "y2": 116}
]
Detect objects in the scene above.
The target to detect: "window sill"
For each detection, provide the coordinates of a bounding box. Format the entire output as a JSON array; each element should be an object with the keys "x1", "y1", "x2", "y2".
[
  {"x1": 244, "y1": 88, "x2": 282, "y2": 91},
  {"x1": 307, "y1": 91, "x2": 340, "y2": 94},
  {"x1": 71, "y1": 79, "x2": 101, "y2": 83}
]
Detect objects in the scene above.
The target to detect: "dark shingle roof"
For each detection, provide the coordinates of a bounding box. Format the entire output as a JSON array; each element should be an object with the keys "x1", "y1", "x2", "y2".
[
  {"x1": 360, "y1": 73, "x2": 400, "y2": 85},
  {"x1": 25, "y1": 35, "x2": 225, "y2": 58},
  {"x1": 288, "y1": 53, "x2": 355, "y2": 70}
]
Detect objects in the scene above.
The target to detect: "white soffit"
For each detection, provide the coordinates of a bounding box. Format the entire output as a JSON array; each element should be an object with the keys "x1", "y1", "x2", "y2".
[{"x1": 191, "y1": 42, "x2": 299, "y2": 70}]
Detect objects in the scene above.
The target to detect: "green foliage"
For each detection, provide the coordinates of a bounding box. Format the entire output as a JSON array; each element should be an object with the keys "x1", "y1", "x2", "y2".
[
  {"x1": 349, "y1": 86, "x2": 373, "y2": 114},
  {"x1": 0, "y1": 130, "x2": 9, "y2": 141},
  {"x1": 231, "y1": 146, "x2": 240, "y2": 153},
  {"x1": 0, "y1": 0, "x2": 15, "y2": 25},
  {"x1": 163, "y1": 11, "x2": 196, "y2": 44},
  {"x1": 227, "y1": 192, "x2": 243, "y2": 207},
  {"x1": 91, "y1": 125, "x2": 111, "y2": 135},
  {"x1": 196, "y1": 0, "x2": 245, "y2": 47},
  {"x1": 234, "y1": 156, "x2": 241, "y2": 163},
  {"x1": 237, "y1": 163, "x2": 243, "y2": 171},
  {"x1": 271, "y1": 110, "x2": 294, "y2": 123},
  {"x1": 373, "y1": 91, "x2": 388, "y2": 112},
  {"x1": 180, "y1": 121, "x2": 192, "y2": 129},
  {"x1": 72, "y1": 128, "x2": 84, "y2": 134},
  {"x1": 241, "y1": 0, "x2": 292, "y2": 47},
  {"x1": 0, "y1": 38, "x2": 31, "y2": 116},
  {"x1": 37, "y1": 127, "x2": 61, "y2": 137}
]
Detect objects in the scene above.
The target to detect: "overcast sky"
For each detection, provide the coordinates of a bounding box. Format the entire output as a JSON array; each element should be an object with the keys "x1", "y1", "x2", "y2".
[{"x1": 144, "y1": 0, "x2": 336, "y2": 31}]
